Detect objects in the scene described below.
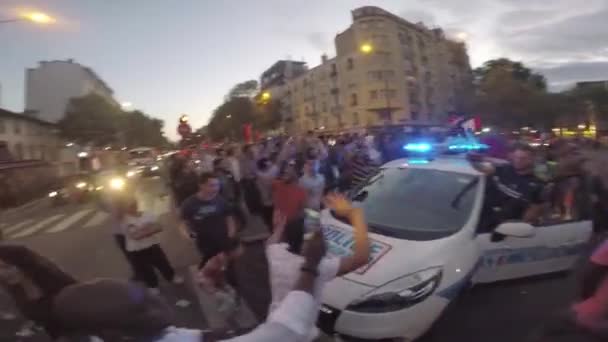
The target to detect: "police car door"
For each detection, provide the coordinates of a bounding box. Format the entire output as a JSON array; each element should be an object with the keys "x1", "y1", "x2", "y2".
[{"x1": 472, "y1": 195, "x2": 592, "y2": 284}]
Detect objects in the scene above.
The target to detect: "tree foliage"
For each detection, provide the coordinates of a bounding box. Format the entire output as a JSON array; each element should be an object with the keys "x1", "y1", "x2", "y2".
[
  {"x1": 226, "y1": 80, "x2": 259, "y2": 100},
  {"x1": 58, "y1": 94, "x2": 169, "y2": 148},
  {"x1": 473, "y1": 58, "x2": 558, "y2": 129},
  {"x1": 205, "y1": 80, "x2": 283, "y2": 141}
]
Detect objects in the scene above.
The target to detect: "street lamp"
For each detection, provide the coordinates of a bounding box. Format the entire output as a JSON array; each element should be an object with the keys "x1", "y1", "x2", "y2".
[
  {"x1": 261, "y1": 92, "x2": 271, "y2": 101},
  {"x1": 360, "y1": 43, "x2": 373, "y2": 54},
  {"x1": 1, "y1": 11, "x2": 55, "y2": 25}
]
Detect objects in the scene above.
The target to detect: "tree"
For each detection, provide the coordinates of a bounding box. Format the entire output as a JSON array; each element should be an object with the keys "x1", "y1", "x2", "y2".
[
  {"x1": 207, "y1": 97, "x2": 256, "y2": 141},
  {"x1": 122, "y1": 110, "x2": 170, "y2": 148},
  {"x1": 59, "y1": 94, "x2": 122, "y2": 146},
  {"x1": 59, "y1": 94, "x2": 170, "y2": 148},
  {"x1": 225, "y1": 80, "x2": 258, "y2": 100},
  {"x1": 473, "y1": 59, "x2": 552, "y2": 129}
]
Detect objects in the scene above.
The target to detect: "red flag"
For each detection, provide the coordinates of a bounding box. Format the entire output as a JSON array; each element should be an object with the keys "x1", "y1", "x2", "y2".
[{"x1": 243, "y1": 123, "x2": 252, "y2": 143}]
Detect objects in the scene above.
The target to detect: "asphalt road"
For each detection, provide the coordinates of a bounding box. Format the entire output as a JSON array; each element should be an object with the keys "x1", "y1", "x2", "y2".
[{"x1": 0, "y1": 176, "x2": 587, "y2": 341}]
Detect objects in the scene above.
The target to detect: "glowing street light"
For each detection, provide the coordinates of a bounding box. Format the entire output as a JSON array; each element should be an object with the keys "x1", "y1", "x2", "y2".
[
  {"x1": 261, "y1": 92, "x2": 271, "y2": 101},
  {"x1": 455, "y1": 32, "x2": 469, "y2": 41},
  {"x1": 22, "y1": 11, "x2": 55, "y2": 24},
  {"x1": 1, "y1": 10, "x2": 55, "y2": 25},
  {"x1": 360, "y1": 43, "x2": 373, "y2": 54}
]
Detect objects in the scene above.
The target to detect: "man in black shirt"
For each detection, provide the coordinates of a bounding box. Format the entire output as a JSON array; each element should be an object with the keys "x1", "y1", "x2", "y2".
[
  {"x1": 468, "y1": 143, "x2": 545, "y2": 231},
  {"x1": 180, "y1": 172, "x2": 237, "y2": 266}
]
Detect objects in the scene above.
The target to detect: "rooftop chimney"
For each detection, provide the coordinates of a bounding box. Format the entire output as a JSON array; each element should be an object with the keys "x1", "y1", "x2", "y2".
[{"x1": 321, "y1": 54, "x2": 328, "y2": 64}]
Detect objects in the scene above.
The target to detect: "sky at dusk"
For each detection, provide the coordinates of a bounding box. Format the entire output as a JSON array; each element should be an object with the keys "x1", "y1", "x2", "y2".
[{"x1": 2, "y1": 0, "x2": 608, "y2": 140}]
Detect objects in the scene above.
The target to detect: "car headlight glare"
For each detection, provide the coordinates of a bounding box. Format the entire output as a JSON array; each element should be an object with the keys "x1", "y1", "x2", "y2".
[
  {"x1": 347, "y1": 267, "x2": 442, "y2": 313},
  {"x1": 48, "y1": 191, "x2": 58, "y2": 198},
  {"x1": 150, "y1": 165, "x2": 159, "y2": 171},
  {"x1": 109, "y1": 178, "x2": 126, "y2": 190},
  {"x1": 75, "y1": 182, "x2": 87, "y2": 189},
  {"x1": 126, "y1": 171, "x2": 136, "y2": 178}
]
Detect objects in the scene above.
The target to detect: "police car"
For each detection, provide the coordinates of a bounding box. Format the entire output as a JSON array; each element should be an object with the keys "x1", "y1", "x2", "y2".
[{"x1": 318, "y1": 141, "x2": 592, "y2": 341}]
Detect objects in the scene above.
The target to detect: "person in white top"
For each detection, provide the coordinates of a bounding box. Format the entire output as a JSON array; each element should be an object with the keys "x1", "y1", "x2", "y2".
[
  {"x1": 265, "y1": 193, "x2": 370, "y2": 341},
  {"x1": 299, "y1": 157, "x2": 325, "y2": 211},
  {"x1": 53, "y1": 231, "x2": 330, "y2": 341},
  {"x1": 120, "y1": 197, "x2": 183, "y2": 294}
]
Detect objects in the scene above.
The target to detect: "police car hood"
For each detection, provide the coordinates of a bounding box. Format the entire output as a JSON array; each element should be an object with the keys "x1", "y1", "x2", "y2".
[{"x1": 321, "y1": 209, "x2": 454, "y2": 288}]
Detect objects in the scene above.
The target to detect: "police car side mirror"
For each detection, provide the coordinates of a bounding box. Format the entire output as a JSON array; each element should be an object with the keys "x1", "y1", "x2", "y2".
[{"x1": 494, "y1": 222, "x2": 535, "y2": 238}]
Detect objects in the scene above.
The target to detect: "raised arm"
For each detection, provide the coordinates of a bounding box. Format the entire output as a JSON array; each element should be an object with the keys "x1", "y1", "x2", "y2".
[
  {"x1": 466, "y1": 152, "x2": 496, "y2": 175},
  {"x1": 324, "y1": 193, "x2": 370, "y2": 276}
]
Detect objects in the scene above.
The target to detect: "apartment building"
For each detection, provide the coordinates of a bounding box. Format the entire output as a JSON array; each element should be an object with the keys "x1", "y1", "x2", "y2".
[
  {"x1": 25, "y1": 59, "x2": 118, "y2": 123},
  {"x1": 0, "y1": 108, "x2": 61, "y2": 161},
  {"x1": 287, "y1": 6, "x2": 473, "y2": 133}
]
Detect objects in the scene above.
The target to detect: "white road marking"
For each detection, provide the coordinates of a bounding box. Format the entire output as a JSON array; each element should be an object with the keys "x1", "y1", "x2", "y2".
[
  {"x1": 83, "y1": 211, "x2": 109, "y2": 228},
  {"x1": 10, "y1": 214, "x2": 65, "y2": 239},
  {"x1": 2, "y1": 219, "x2": 34, "y2": 235},
  {"x1": 45, "y1": 209, "x2": 93, "y2": 233}
]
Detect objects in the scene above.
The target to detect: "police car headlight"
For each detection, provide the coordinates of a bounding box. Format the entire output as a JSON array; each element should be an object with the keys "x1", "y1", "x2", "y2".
[{"x1": 346, "y1": 267, "x2": 442, "y2": 313}]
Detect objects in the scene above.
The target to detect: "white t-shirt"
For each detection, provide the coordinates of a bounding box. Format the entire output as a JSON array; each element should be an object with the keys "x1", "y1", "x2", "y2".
[
  {"x1": 122, "y1": 213, "x2": 160, "y2": 252},
  {"x1": 299, "y1": 174, "x2": 325, "y2": 210},
  {"x1": 266, "y1": 243, "x2": 340, "y2": 340}
]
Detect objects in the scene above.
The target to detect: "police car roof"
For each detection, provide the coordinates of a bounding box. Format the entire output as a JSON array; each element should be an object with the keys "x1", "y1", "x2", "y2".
[{"x1": 383, "y1": 156, "x2": 482, "y2": 175}]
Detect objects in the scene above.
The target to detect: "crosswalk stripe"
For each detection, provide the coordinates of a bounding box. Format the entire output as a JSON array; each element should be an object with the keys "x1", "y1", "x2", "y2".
[
  {"x1": 83, "y1": 211, "x2": 109, "y2": 228},
  {"x1": 45, "y1": 209, "x2": 93, "y2": 233},
  {"x1": 10, "y1": 214, "x2": 66, "y2": 239},
  {"x1": 2, "y1": 219, "x2": 34, "y2": 234}
]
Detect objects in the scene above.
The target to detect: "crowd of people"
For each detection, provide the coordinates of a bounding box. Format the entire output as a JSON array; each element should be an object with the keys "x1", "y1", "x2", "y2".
[{"x1": 2, "y1": 127, "x2": 608, "y2": 341}]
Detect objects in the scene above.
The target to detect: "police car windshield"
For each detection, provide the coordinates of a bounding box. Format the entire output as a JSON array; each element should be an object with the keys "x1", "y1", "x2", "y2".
[{"x1": 352, "y1": 167, "x2": 478, "y2": 240}]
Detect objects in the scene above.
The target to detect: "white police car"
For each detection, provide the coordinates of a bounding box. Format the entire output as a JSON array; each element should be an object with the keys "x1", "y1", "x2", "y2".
[{"x1": 318, "y1": 154, "x2": 592, "y2": 341}]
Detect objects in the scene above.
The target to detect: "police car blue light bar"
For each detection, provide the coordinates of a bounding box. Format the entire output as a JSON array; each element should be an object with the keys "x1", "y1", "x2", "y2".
[
  {"x1": 404, "y1": 143, "x2": 433, "y2": 152},
  {"x1": 447, "y1": 143, "x2": 489, "y2": 151}
]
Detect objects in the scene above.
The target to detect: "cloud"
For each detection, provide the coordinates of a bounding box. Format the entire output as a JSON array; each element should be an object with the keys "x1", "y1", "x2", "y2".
[
  {"x1": 305, "y1": 31, "x2": 332, "y2": 52},
  {"x1": 399, "y1": 9, "x2": 436, "y2": 25},
  {"x1": 534, "y1": 61, "x2": 608, "y2": 90},
  {"x1": 497, "y1": 9, "x2": 560, "y2": 29},
  {"x1": 499, "y1": 7, "x2": 608, "y2": 60}
]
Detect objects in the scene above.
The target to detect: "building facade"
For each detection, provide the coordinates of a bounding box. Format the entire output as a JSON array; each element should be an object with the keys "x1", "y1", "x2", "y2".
[
  {"x1": 0, "y1": 108, "x2": 62, "y2": 161},
  {"x1": 25, "y1": 59, "x2": 118, "y2": 123},
  {"x1": 285, "y1": 6, "x2": 473, "y2": 133}
]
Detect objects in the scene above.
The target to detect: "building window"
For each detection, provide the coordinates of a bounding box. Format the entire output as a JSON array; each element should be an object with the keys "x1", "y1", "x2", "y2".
[
  {"x1": 14, "y1": 143, "x2": 23, "y2": 160},
  {"x1": 398, "y1": 32, "x2": 406, "y2": 45},
  {"x1": 411, "y1": 112, "x2": 419, "y2": 121},
  {"x1": 370, "y1": 90, "x2": 378, "y2": 100},
  {"x1": 352, "y1": 112, "x2": 359, "y2": 125},
  {"x1": 350, "y1": 93, "x2": 358, "y2": 106},
  {"x1": 14, "y1": 121, "x2": 21, "y2": 135},
  {"x1": 322, "y1": 102, "x2": 327, "y2": 112},
  {"x1": 330, "y1": 64, "x2": 337, "y2": 76},
  {"x1": 0, "y1": 120, "x2": 5, "y2": 134},
  {"x1": 347, "y1": 58, "x2": 354, "y2": 70}
]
